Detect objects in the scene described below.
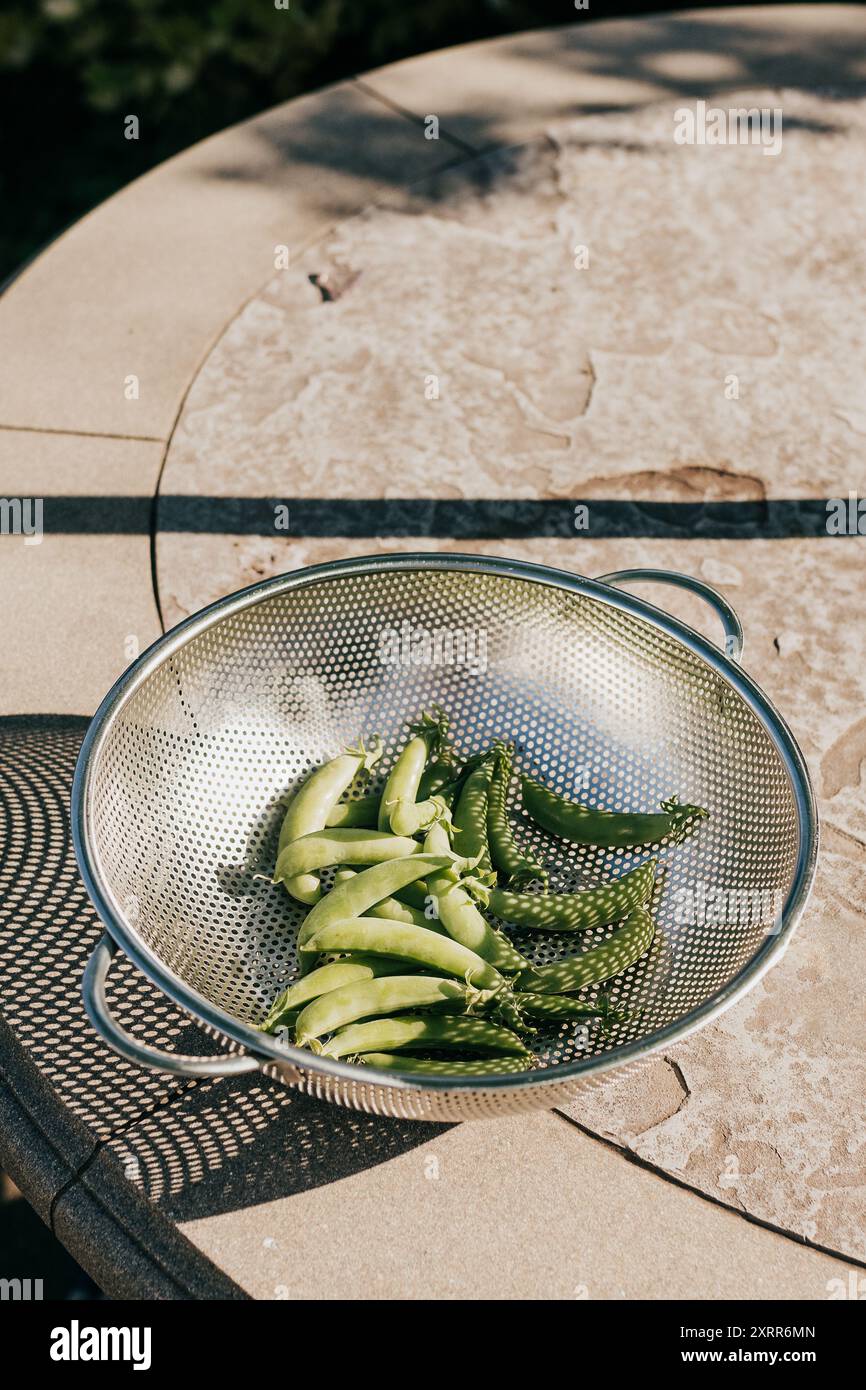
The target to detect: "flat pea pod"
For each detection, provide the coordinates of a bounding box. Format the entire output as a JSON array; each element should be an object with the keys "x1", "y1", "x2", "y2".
[
  {"x1": 261, "y1": 955, "x2": 417, "y2": 1032},
  {"x1": 487, "y1": 745, "x2": 547, "y2": 889},
  {"x1": 522, "y1": 777, "x2": 709, "y2": 848},
  {"x1": 325, "y1": 792, "x2": 380, "y2": 829},
  {"x1": 273, "y1": 828, "x2": 420, "y2": 886},
  {"x1": 277, "y1": 741, "x2": 381, "y2": 903},
  {"x1": 485, "y1": 858, "x2": 656, "y2": 933},
  {"x1": 378, "y1": 709, "x2": 449, "y2": 832},
  {"x1": 359, "y1": 1053, "x2": 534, "y2": 1077},
  {"x1": 451, "y1": 761, "x2": 494, "y2": 874},
  {"x1": 295, "y1": 853, "x2": 455, "y2": 967},
  {"x1": 424, "y1": 823, "x2": 528, "y2": 974},
  {"x1": 295, "y1": 975, "x2": 473, "y2": 1045},
  {"x1": 513, "y1": 992, "x2": 618, "y2": 1021},
  {"x1": 321, "y1": 1013, "x2": 531, "y2": 1058},
  {"x1": 302, "y1": 918, "x2": 504, "y2": 990},
  {"x1": 332, "y1": 868, "x2": 434, "y2": 930},
  {"x1": 517, "y1": 905, "x2": 655, "y2": 994}
]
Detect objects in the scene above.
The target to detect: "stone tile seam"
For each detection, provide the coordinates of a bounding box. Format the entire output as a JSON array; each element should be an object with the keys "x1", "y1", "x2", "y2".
[
  {"x1": 552, "y1": 1107, "x2": 866, "y2": 1274},
  {"x1": 352, "y1": 75, "x2": 482, "y2": 156}
]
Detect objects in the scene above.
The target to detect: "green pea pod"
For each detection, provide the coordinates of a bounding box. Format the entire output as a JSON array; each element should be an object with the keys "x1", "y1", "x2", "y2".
[
  {"x1": 517, "y1": 905, "x2": 655, "y2": 994},
  {"x1": 522, "y1": 777, "x2": 709, "y2": 848},
  {"x1": 321, "y1": 1013, "x2": 532, "y2": 1058},
  {"x1": 261, "y1": 955, "x2": 417, "y2": 1033},
  {"x1": 302, "y1": 917, "x2": 504, "y2": 991},
  {"x1": 487, "y1": 745, "x2": 548, "y2": 889},
  {"x1": 296, "y1": 976, "x2": 474, "y2": 1046},
  {"x1": 417, "y1": 757, "x2": 460, "y2": 801},
  {"x1": 451, "y1": 762, "x2": 495, "y2": 875},
  {"x1": 274, "y1": 828, "x2": 421, "y2": 886},
  {"x1": 295, "y1": 853, "x2": 456, "y2": 969},
  {"x1": 325, "y1": 792, "x2": 380, "y2": 829},
  {"x1": 277, "y1": 740, "x2": 382, "y2": 903},
  {"x1": 424, "y1": 823, "x2": 528, "y2": 974},
  {"x1": 485, "y1": 858, "x2": 656, "y2": 932},
  {"x1": 389, "y1": 794, "x2": 453, "y2": 839},
  {"x1": 513, "y1": 992, "x2": 627, "y2": 1022},
  {"x1": 378, "y1": 708, "x2": 450, "y2": 832},
  {"x1": 359, "y1": 1053, "x2": 533, "y2": 1077},
  {"x1": 332, "y1": 868, "x2": 437, "y2": 930}
]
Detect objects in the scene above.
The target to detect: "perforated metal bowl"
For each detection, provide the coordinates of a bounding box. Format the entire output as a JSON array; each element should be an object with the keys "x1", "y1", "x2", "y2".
[{"x1": 75, "y1": 554, "x2": 817, "y2": 1121}]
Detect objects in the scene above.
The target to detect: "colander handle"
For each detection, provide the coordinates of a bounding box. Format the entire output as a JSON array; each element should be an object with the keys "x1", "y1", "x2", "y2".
[
  {"x1": 596, "y1": 568, "x2": 744, "y2": 661},
  {"x1": 83, "y1": 933, "x2": 263, "y2": 1078}
]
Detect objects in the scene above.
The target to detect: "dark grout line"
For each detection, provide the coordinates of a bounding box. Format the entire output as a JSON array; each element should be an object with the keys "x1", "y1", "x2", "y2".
[
  {"x1": 0, "y1": 423, "x2": 164, "y2": 443},
  {"x1": 352, "y1": 76, "x2": 482, "y2": 157},
  {"x1": 552, "y1": 1107, "x2": 866, "y2": 1273}
]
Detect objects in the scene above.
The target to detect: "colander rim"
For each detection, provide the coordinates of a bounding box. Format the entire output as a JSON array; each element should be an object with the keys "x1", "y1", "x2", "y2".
[{"x1": 73, "y1": 551, "x2": 818, "y2": 1097}]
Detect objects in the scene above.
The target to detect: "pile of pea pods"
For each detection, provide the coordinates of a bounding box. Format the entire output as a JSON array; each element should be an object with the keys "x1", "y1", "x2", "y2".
[{"x1": 262, "y1": 709, "x2": 709, "y2": 1076}]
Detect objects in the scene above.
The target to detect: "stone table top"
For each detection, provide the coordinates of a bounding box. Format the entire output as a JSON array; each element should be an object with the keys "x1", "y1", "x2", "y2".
[{"x1": 1, "y1": 6, "x2": 864, "y2": 1299}]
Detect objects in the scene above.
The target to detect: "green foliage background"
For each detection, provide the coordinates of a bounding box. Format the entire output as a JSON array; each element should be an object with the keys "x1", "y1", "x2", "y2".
[{"x1": 0, "y1": 0, "x2": 700, "y2": 282}]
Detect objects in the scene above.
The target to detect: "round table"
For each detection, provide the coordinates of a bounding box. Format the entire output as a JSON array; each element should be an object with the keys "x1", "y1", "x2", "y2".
[{"x1": 2, "y1": 6, "x2": 865, "y2": 1298}]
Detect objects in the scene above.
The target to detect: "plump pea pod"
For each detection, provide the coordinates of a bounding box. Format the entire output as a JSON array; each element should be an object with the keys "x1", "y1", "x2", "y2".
[
  {"x1": 277, "y1": 740, "x2": 382, "y2": 903},
  {"x1": 517, "y1": 905, "x2": 655, "y2": 995},
  {"x1": 378, "y1": 708, "x2": 449, "y2": 832},
  {"x1": 359, "y1": 1052, "x2": 534, "y2": 1077},
  {"x1": 295, "y1": 975, "x2": 476, "y2": 1046},
  {"x1": 325, "y1": 792, "x2": 380, "y2": 829},
  {"x1": 389, "y1": 794, "x2": 453, "y2": 839},
  {"x1": 295, "y1": 853, "x2": 456, "y2": 969},
  {"x1": 321, "y1": 1013, "x2": 532, "y2": 1058},
  {"x1": 332, "y1": 868, "x2": 434, "y2": 930},
  {"x1": 261, "y1": 955, "x2": 417, "y2": 1032},
  {"x1": 424, "y1": 823, "x2": 528, "y2": 974},
  {"x1": 522, "y1": 776, "x2": 709, "y2": 848},
  {"x1": 274, "y1": 828, "x2": 420, "y2": 886},
  {"x1": 483, "y1": 858, "x2": 656, "y2": 932},
  {"x1": 302, "y1": 918, "x2": 505, "y2": 990},
  {"x1": 487, "y1": 745, "x2": 548, "y2": 889},
  {"x1": 451, "y1": 761, "x2": 495, "y2": 876}
]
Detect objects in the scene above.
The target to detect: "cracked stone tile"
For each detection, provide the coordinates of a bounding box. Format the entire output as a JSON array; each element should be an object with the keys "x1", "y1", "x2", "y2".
[{"x1": 161, "y1": 89, "x2": 866, "y2": 513}]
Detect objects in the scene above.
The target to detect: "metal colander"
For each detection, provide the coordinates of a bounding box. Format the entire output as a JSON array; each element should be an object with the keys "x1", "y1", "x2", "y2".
[{"x1": 75, "y1": 554, "x2": 817, "y2": 1122}]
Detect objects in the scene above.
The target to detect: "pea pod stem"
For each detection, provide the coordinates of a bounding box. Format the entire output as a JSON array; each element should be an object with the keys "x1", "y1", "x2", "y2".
[
  {"x1": 483, "y1": 858, "x2": 656, "y2": 933},
  {"x1": 517, "y1": 905, "x2": 656, "y2": 994},
  {"x1": 274, "y1": 828, "x2": 421, "y2": 885},
  {"x1": 295, "y1": 975, "x2": 479, "y2": 1046},
  {"x1": 487, "y1": 744, "x2": 548, "y2": 889},
  {"x1": 378, "y1": 708, "x2": 450, "y2": 832},
  {"x1": 277, "y1": 739, "x2": 382, "y2": 903},
  {"x1": 358, "y1": 1053, "x2": 533, "y2": 1077},
  {"x1": 522, "y1": 777, "x2": 709, "y2": 848},
  {"x1": 321, "y1": 1013, "x2": 532, "y2": 1058}
]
